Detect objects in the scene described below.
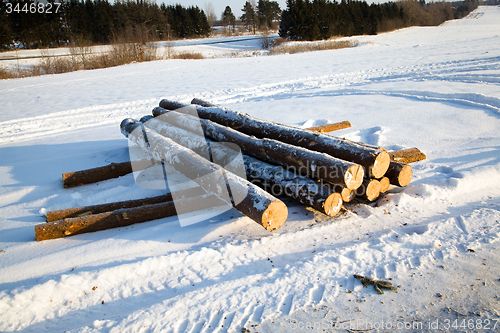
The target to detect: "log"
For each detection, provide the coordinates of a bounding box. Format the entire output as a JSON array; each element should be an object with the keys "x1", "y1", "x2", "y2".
[
  {"x1": 36, "y1": 194, "x2": 223, "y2": 241},
  {"x1": 159, "y1": 99, "x2": 389, "y2": 178},
  {"x1": 388, "y1": 147, "x2": 422, "y2": 158},
  {"x1": 378, "y1": 176, "x2": 391, "y2": 193},
  {"x1": 356, "y1": 178, "x2": 381, "y2": 202},
  {"x1": 152, "y1": 107, "x2": 364, "y2": 190},
  {"x1": 306, "y1": 121, "x2": 352, "y2": 133},
  {"x1": 45, "y1": 187, "x2": 206, "y2": 222},
  {"x1": 62, "y1": 159, "x2": 151, "y2": 188},
  {"x1": 121, "y1": 119, "x2": 288, "y2": 231},
  {"x1": 191, "y1": 98, "x2": 217, "y2": 107},
  {"x1": 386, "y1": 161, "x2": 412, "y2": 187},
  {"x1": 391, "y1": 152, "x2": 427, "y2": 164},
  {"x1": 142, "y1": 117, "x2": 342, "y2": 216},
  {"x1": 243, "y1": 157, "x2": 343, "y2": 216}
]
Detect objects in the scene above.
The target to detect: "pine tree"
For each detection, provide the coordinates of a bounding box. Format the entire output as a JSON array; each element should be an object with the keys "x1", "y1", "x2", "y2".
[
  {"x1": 222, "y1": 6, "x2": 236, "y2": 31},
  {"x1": 241, "y1": 1, "x2": 257, "y2": 33}
]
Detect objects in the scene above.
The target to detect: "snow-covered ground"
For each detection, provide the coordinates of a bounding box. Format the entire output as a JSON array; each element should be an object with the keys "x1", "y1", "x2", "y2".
[{"x1": 1, "y1": 6, "x2": 500, "y2": 332}]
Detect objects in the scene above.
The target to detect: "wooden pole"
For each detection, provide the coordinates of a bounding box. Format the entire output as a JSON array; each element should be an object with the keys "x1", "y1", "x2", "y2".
[
  {"x1": 386, "y1": 161, "x2": 413, "y2": 187},
  {"x1": 45, "y1": 187, "x2": 206, "y2": 222},
  {"x1": 36, "y1": 194, "x2": 223, "y2": 241},
  {"x1": 142, "y1": 117, "x2": 343, "y2": 216},
  {"x1": 62, "y1": 159, "x2": 151, "y2": 188},
  {"x1": 121, "y1": 119, "x2": 288, "y2": 231},
  {"x1": 159, "y1": 99, "x2": 389, "y2": 178},
  {"x1": 389, "y1": 148, "x2": 426, "y2": 164},
  {"x1": 306, "y1": 121, "x2": 352, "y2": 133},
  {"x1": 152, "y1": 107, "x2": 364, "y2": 190}
]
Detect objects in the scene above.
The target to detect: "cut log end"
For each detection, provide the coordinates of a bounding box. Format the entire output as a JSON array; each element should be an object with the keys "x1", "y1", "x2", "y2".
[
  {"x1": 344, "y1": 164, "x2": 364, "y2": 190},
  {"x1": 357, "y1": 179, "x2": 381, "y2": 202},
  {"x1": 379, "y1": 176, "x2": 391, "y2": 193},
  {"x1": 397, "y1": 164, "x2": 413, "y2": 187},
  {"x1": 324, "y1": 192, "x2": 343, "y2": 217},
  {"x1": 386, "y1": 162, "x2": 413, "y2": 187},
  {"x1": 371, "y1": 151, "x2": 391, "y2": 179},
  {"x1": 261, "y1": 201, "x2": 288, "y2": 232},
  {"x1": 341, "y1": 188, "x2": 356, "y2": 203}
]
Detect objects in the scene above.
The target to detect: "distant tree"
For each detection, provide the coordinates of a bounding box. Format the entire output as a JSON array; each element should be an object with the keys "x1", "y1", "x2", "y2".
[
  {"x1": 204, "y1": 2, "x2": 216, "y2": 27},
  {"x1": 257, "y1": 0, "x2": 281, "y2": 29},
  {"x1": 241, "y1": 1, "x2": 257, "y2": 33},
  {"x1": 0, "y1": 1, "x2": 12, "y2": 49},
  {"x1": 222, "y1": 6, "x2": 236, "y2": 31}
]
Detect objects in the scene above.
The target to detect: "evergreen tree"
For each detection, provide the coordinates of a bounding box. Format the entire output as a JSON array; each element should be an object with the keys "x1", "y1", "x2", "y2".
[
  {"x1": 258, "y1": 0, "x2": 281, "y2": 29},
  {"x1": 241, "y1": 1, "x2": 257, "y2": 33},
  {"x1": 222, "y1": 6, "x2": 236, "y2": 30}
]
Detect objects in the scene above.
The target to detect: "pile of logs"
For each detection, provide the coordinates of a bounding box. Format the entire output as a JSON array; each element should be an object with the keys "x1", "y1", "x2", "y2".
[{"x1": 35, "y1": 98, "x2": 426, "y2": 241}]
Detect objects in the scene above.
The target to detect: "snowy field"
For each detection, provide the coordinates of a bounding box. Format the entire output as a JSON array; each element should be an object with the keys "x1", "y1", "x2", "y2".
[{"x1": 1, "y1": 6, "x2": 500, "y2": 332}]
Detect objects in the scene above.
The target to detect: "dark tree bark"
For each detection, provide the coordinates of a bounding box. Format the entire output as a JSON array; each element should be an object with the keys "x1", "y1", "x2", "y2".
[
  {"x1": 159, "y1": 99, "x2": 390, "y2": 178},
  {"x1": 152, "y1": 107, "x2": 364, "y2": 190}
]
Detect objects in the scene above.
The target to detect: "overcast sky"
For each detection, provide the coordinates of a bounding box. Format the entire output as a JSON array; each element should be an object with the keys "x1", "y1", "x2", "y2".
[{"x1": 162, "y1": 0, "x2": 288, "y2": 20}]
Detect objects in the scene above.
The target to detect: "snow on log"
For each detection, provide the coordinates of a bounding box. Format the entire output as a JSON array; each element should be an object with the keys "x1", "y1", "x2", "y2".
[
  {"x1": 142, "y1": 117, "x2": 342, "y2": 216},
  {"x1": 121, "y1": 119, "x2": 288, "y2": 231},
  {"x1": 62, "y1": 159, "x2": 151, "y2": 188},
  {"x1": 386, "y1": 161, "x2": 413, "y2": 187},
  {"x1": 306, "y1": 121, "x2": 352, "y2": 133},
  {"x1": 36, "y1": 194, "x2": 222, "y2": 241},
  {"x1": 152, "y1": 107, "x2": 364, "y2": 190},
  {"x1": 45, "y1": 187, "x2": 206, "y2": 222},
  {"x1": 356, "y1": 178, "x2": 382, "y2": 202},
  {"x1": 159, "y1": 99, "x2": 389, "y2": 178}
]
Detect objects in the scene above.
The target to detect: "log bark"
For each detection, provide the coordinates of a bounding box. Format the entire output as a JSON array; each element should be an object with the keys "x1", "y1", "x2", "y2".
[
  {"x1": 159, "y1": 99, "x2": 389, "y2": 178},
  {"x1": 306, "y1": 121, "x2": 352, "y2": 133},
  {"x1": 46, "y1": 187, "x2": 206, "y2": 222},
  {"x1": 152, "y1": 107, "x2": 364, "y2": 190},
  {"x1": 191, "y1": 98, "x2": 217, "y2": 107},
  {"x1": 121, "y1": 119, "x2": 288, "y2": 231},
  {"x1": 386, "y1": 161, "x2": 413, "y2": 187},
  {"x1": 243, "y1": 157, "x2": 343, "y2": 217},
  {"x1": 388, "y1": 147, "x2": 422, "y2": 158},
  {"x1": 142, "y1": 117, "x2": 342, "y2": 216},
  {"x1": 356, "y1": 178, "x2": 381, "y2": 202},
  {"x1": 391, "y1": 152, "x2": 427, "y2": 164},
  {"x1": 36, "y1": 194, "x2": 223, "y2": 241},
  {"x1": 62, "y1": 159, "x2": 151, "y2": 188}
]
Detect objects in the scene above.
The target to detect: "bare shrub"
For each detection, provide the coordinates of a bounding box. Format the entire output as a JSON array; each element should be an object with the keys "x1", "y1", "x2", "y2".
[
  {"x1": 171, "y1": 51, "x2": 205, "y2": 60},
  {"x1": 269, "y1": 39, "x2": 359, "y2": 55},
  {"x1": 260, "y1": 35, "x2": 273, "y2": 50},
  {"x1": 0, "y1": 67, "x2": 19, "y2": 80}
]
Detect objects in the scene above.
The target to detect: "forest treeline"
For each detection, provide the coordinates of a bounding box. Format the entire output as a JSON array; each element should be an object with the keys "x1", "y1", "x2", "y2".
[
  {"x1": 0, "y1": 0, "x2": 210, "y2": 50},
  {"x1": 280, "y1": 0, "x2": 480, "y2": 40},
  {"x1": 0, "y1": 0, "x2": 484, "y2": 50}
]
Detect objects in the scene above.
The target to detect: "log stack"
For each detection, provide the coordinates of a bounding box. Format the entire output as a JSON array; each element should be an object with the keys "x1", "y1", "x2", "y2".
[{"x1": 35, "y1": 98, "x2": 426, "y2": 241}]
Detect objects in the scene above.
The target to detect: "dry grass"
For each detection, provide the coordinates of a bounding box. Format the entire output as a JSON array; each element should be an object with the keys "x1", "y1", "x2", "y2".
[
  {"x1": 1, "y1": 42, "x2": 160, "y2": 80},
  {"x1": 269, "y1": 39, "x2": 359, "y2": 55},
  {"x1": 171, "y1": 51, "x2": 205, "y2": 60}
]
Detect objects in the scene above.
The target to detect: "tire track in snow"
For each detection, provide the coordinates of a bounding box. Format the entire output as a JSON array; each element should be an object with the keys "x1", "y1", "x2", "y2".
[
  {"x1": 192, "y1": 56, "x2": 500, "y2": 113},
  {"x1": 0, "y1": 98, "x2": 157, "y2": 144}
]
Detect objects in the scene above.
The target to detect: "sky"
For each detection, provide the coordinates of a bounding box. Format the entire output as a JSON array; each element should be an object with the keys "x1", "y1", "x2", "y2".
[{"x1": 162, "y1": 0, "x2": 288, "y2": 19}]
